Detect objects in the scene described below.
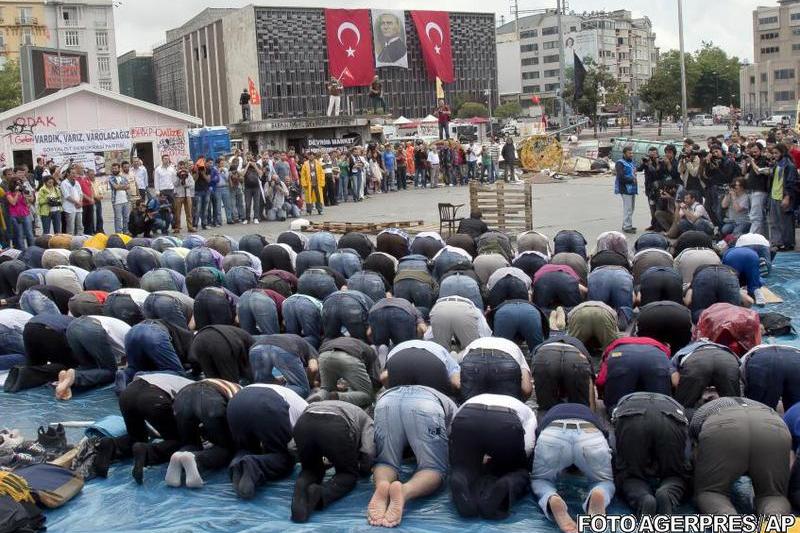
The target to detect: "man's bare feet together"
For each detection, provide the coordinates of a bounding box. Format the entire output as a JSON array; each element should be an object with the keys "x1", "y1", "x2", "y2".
[
  {"x1": 55, "y1": 369, "x2": 75, "y2": 401},
  {"x1": 381, "y1": 481, "x2": 405, "y2": 528},
  {"x1": 588, "y1": 488, "x2": 606, "y2": 516},
  {"x1": 549, "y1": 494, "x2": 578, "y2": 533},
  {"x1": 367, "y1": 480, "x2": 390, "y2": 526}
]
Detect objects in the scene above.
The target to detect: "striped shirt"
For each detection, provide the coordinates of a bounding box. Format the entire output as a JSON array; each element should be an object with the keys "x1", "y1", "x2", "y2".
[{"x1": 203, "y1": 378, "x2": 242, "y2": 399}]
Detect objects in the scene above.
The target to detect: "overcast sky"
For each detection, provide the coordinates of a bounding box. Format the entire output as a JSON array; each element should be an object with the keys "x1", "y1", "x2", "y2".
[{"x1": 114, "y1": 0, "x2": 760, "y2": 62}]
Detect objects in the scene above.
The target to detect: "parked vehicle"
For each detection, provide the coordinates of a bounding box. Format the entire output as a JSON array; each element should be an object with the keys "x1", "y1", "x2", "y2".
[
  {"x1": 761, "y1": 115, "x2": 791, "y2": 128},
  {"x1": 691, "y1": 114, "x2": 713, "y2": 126}
]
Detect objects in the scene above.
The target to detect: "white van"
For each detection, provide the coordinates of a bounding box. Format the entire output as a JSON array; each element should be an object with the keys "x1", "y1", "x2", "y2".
[{"x1": 691, "y1": 114, "x2": 713, "y2": 126}]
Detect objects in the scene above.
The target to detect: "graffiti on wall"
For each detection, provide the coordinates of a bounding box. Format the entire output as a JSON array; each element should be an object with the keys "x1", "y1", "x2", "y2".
[{"x1": 3, "y1": 116, "x2": 58, "y2": 145}]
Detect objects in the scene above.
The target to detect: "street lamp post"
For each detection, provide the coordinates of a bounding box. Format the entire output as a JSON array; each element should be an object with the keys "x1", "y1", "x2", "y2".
[{"x1": 677, "y1": 0, "x2": 689, "y2": 137}]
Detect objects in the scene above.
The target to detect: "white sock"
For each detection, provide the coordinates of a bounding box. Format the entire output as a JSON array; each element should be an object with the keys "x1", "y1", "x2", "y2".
[
  {"x1": 165, "y1": 452, "x2": 185, "y2": 487},
  {"x1": 180, "y1": 452, "x2": 204, "y2": 488}
]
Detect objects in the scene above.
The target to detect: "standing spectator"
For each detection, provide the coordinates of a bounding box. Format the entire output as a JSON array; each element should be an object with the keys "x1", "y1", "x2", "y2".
[
  {"x1": 172, "y1": 161, "x2": 195, "y2": 234},
  {"x1": 369, "y1": 76, "x2": 386, "y2": 114},
  {"x1": 321, "y1": 152, "x2": 335, "y2": 205},
  {"x1": 743, "y1": 141, "x2": 770, "y2": 236},
  {"x1": 349, "y1": 147, "x2": 366, "y2": 201},
  {"x1": 60, "y1": 166, "x2": 83, "y2": 235},
  {"x1": 6, "y1": 175, "x2": 34, "y2": 250},
  {"x1": 131, "y1": 157, "x2": 149, "y2": 201},
  {"x1": 413, "y1": 143, "x2": 427, "y2": 188},
  {"x1": 77, "y1": 169, "x2": 96, "y2": 234},
  {"x1": 90, "y1": 169, "x2": 105, "y2": 234},
  {"x1": 300, "y1": 153, "x2": 325, "y2": 216},
  {"x1": 213, "y1": 157, "x2": 234, "y2": 226},
  {"x1": 326, "y1": 76, "x2": 343, "y2": 117},
  {"x1": 489, "y1": 138, "x2": 501, "y2": 182},
  {"x1": 638, "y1": 146, "x2": 661, "y2": 230},
  {"x1": 439, "y1": 142, "x2": 452, "y2": 186},
  {"x1": 405, "y1": 141, "x2": 415, "y2": 182},
  {"x1": 435, "y1": 99, "x2": 451, "y2": 139},
  {"x1": 229, "y1": 168, "x2": 244, "y2": 224},
  {"x1": 501, "y1": 137, "x2": 517, "y2": 182},
  {"x1": 239, "y1": 88, "x2": 251, "y2": 121},
  {"x1": 615, "y1": 146, "x2": 638, "y2": 234},
  {"x1": 109, "y1": 163, "x2": 132, "y2": 234},
  {"x1": 242, "y1": 154, "x2": 263, "y2": 225},
  {"x1": 395, "y1": 145, "x2": 407, "y2": 190},
  {"x1": 427, "y1": 144, "x2": 441, "y2": 188},
  {"x1": 193, "y1": 159, "x2": 211, "y2": 230},
  {"x1": 336, "y1": 151, "x2": 349, "y2": 203},
  {"x1": 37, "y1": 174, "x2": 62, "y2": 235},
  {"x1": 768, "y1": 143, "x2": 797, "y2": 251},
  {"x1": 154, "y1": 155, "x2": 176, "y2": 212},
  {"x1": 382, "y1": 144, "x2": 396, "y2": 192},
  {"x1": 481, "y1": 142, "x2": 493, "y2": 183},
  {"x1": 467, "y1": 141, "x2": 480, "y2": 181}
]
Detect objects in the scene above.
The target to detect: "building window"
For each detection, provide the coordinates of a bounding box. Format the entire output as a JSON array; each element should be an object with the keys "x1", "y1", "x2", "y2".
[
  {"x1": 22, "y1": 28, "x2": 33, "y2": 45},
  {"x1": 793, "y1": 28, "x2": 800, "y2": 35},
  {"x1": 521, "y1": 71, "x2": 539, "y2": 79},
  {"x1": 544, "y1": 82, "x2": 560, "y2": 91},
  {"x1": 775, "y1": 90, "x2": 795, "y2": 101},
  {"x1": 93, "y1": 7, "x2": 107, "y2": 27},
  {"x1": 761, "y1": 32, "x2": 779, "y2": 40},
  {"x1": 520, "y1": 43, "x2": 538, "y2": 53},
  {"x1": 544, "y1": 69, "x2": 559, "y2": 78},
  {"x1": 759, "y1": 16, "x2": 779, "y2": 25},
  {"x1": 543, "y1": 54, "x2": 559, "y2": 63},
  {"x1": 617, "y1": 37, "x2": 624, "y2": 45},
  {"x1": 774, "y1": 68, "x2": 795, "y2": 80},
  {"x1": 792, "y1": 13, "x2": 800, "y2": 21},
  {"x1": 794, "y1": 43, "x2": 800, "y2": 51},
  {"x1": 521, "y1": 57, "x2": 539, "y2": 66},
  {"x1": 520, "y1": 29, "x2": 537, "y2": 39},
  {"x1": 760, "y1": 46, "x2": 780, "y2": 54},
  {"x1": 542, "y1": 40, "x2": 558, "y2": 50},
  {"x1": 97, "y1": 56, "x2": 110, "y2": 74},
  {"x1": 61, "y1": 6, "x2": 78, "y2": 26},
  {"x1": 541, "y1": 26, "x2": 558, "y2": 36},
  {"x1": 99, "y1": 80, "x2": 112, "y2": 91},
  {"x1": 193, "y1": 47, "x2": 199, "y2": 61},
  {"x1": 750, "y1": 76, "x2": 755, "y2": 84},
  {"x1": 761, "y1": 73, "x2": 768, "y2": 82},
  {"x1": 17, "y1": 7, "x2": 32, "y2": 23},
  {"x1": 64, "y1": 30, "x2": 79, "y2": 47},
  {"x1": 96, "y1": 31, "x2": 108, "y2": 50},
  {"x1": 569, "y1": 26, "x2": 577, "y2": 32},
  {"x1": 522, "y1": 84, "x2": 540, "y2": 94}
]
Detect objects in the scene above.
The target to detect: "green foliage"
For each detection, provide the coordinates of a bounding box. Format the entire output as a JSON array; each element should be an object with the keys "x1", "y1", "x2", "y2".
[
  {"x1": 457, "y1": 102, "x2": 489, "y2": 118},
  {"x1": 451, "y1": 93, "x2": 471, "y2": 113},
  {"x1": 0, "y1": 61, "x2": 22, "y2": 113},
  {"x1": 494, "y1": 101, "x2": 522, "y2": 119},
  {"x1": 562, "y1": 59, "x2": 622, "y2": 121}
]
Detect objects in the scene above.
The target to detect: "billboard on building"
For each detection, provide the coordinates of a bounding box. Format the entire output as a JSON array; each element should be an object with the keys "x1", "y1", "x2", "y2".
[
  {"x1": 372, "y1": 9, "x2": 408, "y2": 68},
  {"x1": 564, "y1": 31, "x2": 598, "y2": 67},
  {"x1": 20, "y1": 46, "x2": 89, "y2": 103}
]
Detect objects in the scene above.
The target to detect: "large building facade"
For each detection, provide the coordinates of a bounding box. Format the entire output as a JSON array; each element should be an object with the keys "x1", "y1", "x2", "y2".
[
  {"x1": 118, "y1": 50, "x2": 156, "y2": 103},
  {"x1": 740, "y1": 0, "x2": 800, "y2": 120},
  {"x1": 496, "y1": 9, "x2": 657, "y2": 111},
  {"x1": 152, "y1": 5, "x2": 498, "y2": 150},
  {"x1": 0, "y1": 0, "x2": 118, "y2": 91}
]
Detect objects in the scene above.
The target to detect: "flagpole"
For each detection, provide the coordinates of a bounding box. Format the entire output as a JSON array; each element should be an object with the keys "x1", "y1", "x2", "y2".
[
  {"x1": 678, "y1": 0, "x2": 689, "y2": 137},
  {"x1": 556, "y1": 0, "x2": 566, "y2": 129}
]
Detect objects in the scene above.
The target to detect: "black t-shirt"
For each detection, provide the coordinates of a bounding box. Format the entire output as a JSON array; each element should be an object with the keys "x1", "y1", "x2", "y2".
[
  {"x1": 244, "y1": 166, "x2": 260, "y2": 189},
  {"x1": 745, "y1": 156, "x2": 770, "y2": 193}
]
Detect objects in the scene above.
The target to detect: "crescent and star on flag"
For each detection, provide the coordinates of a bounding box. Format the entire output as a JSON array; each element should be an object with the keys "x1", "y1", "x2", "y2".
[
  {"x1": 337, "y1": 21, "x2": 361, "y2": 57},
  {"x1": 424, "y1": 21, "x2": 444, "y2": 54}
]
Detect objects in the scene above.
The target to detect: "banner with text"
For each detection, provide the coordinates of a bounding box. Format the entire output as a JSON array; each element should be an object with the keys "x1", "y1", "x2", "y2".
[
  {"x1": 372, "y1": 9, "x2": 408, "y2": 69},
  {"x1": 43, "y1": 54, "x2": 82, "y2": 90},
  {"x1": 34, "y1": 128, "x2": 132, "y2": 156}
]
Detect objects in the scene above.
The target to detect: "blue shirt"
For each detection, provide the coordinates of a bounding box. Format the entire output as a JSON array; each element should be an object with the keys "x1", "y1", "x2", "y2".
[
  {"x1": 383, "y1": 151, "x2": 396, "y2": 171},
  {"x1": 784, "y1": 402, "x2": 800, "y2": 451}
]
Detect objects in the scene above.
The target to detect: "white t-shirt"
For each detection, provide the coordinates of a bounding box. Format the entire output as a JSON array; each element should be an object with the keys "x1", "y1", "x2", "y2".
[
  {"x1": 111, "y1": 288, "x2": 150, "y2": 306},
  {"x1": 59, "y1": 179, "x2": 83, "y2": 214},
  {"x1": 459, "y1": 393, "x2": 537, "y2": 456},
  {"x1": 135, "y1": 373, "x2": 193, "y2": 398},
  {"x1": 0, "y1": 309, "x2": 34, "y2": 331},
  {"x1": 88, "y1": 315, "x2": 131, "y2": 352},
  {"x1": 247, "y1": 384, "x2": 308, "y2": 427},
  {"x1": 736, "y1": 233, "x2": 770, "y2": 248},
  {"x1": 462, "y1": 337, "x2": 530, "y2": 372},
  {"x1": 132, "y1": 166, "x2": 149, "y2": 190}
]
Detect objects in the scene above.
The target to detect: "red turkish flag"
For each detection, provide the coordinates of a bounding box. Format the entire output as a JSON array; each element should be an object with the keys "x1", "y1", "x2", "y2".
[
  {"x1": 248, "y1": 77, "x2": 261, "y2": 105},
  {"x1": 411, "y1": 11, "x2": 454, "y2": 83},
  {"x1": 325, "y1": 9, "x2": 375, "y2": 87}
]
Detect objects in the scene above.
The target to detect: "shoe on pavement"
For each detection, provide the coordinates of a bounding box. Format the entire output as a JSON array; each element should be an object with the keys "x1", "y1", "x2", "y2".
[
  {"x1": 754, "y1": 288, "x2": 767, "y2": 306},
  {"x1": 622, "y1": 227, "x2": 637, "y2": 234},
  {"x1": 242, "y1": 220, "x2": 248, "y2": 225},
  {"x1": 253, "y1": 218, "x2": 259, "y2": 224}
]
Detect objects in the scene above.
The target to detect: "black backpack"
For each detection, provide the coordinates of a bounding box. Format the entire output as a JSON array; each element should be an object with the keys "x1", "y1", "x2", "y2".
[{"x1": 759, "y1": 312, "x2": 795, "y2": 337}]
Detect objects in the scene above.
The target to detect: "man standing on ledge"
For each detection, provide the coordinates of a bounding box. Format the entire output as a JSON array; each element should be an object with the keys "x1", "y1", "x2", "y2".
[
  {"x1": 435, "y1": 99, "x2": 451, "y2": 140},
  {"x1": 240, "y1": 88, "x2": 251, "y2": 122},
  {"x1": 615, "y1": 145, "x2": 638, "y2": 234}
]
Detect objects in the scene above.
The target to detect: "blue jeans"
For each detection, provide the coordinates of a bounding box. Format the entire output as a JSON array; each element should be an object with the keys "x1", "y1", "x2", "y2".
[
  {"x1": 298, "y1": 271, "x2": 339, "y2": 301},
  {"x1": 690, "y1": 265, "x2": 742, "y2": 322},
  {"x1": 393, "y1": 278, "x2": 436, "y2": 320},
  {"x1": 351, "y1": 170, "x2": 363, "y2": 200},
  {"x1": 493, "y1": 301, "x2": 544, "y2": 354},
  {"x1": 467, "y1": 161, "x2": 476, "y2": 180},
  {"x1": 553, "y1": 230, "x2": 587, "y2": 259},
  {"x1": 214, "y1": 187, "x2": 233, "y2": 224},
  {"x1": 439, "y1": 274, "x2": 483, "y2": 310},
  {"x1": 41, "y1": 212, "x2": 62, "y2": 235},
  {"x1": 308, "y1": 232, "x2": 337, "y2": 255},
  {"x1": 415, "y1": 167, "x2": 427, "y2": 188},
  {"x1": 743, "y1": 346, "x2": 800, "y2": 410},
  {"x1": 283, "y1": 295, "x2": 323, "y2": 348},
  {"x1": 321, "y1": 291, "x2": 372, "y2": 341},
  {"x1": 587, "y1": 267, "x2": 634, "y2": 326},
  {"x1": 531, "y1": 424, "x2": 615, "y2": 520},
  {"x1": 94, "y1": 201, "x2": 104, "y2": 234},
  {"x1": 603, "y1": 344, "x2": 673, "y2": 412},
  {"x1": 20, "y1": 290, "x2": 61, "y2": 316},
  {"x1": 397, "y1": 254, "x2": 430, "y2": 273},
  {"x1": 194, "y1": 191, "x2": 211, "y2": 227},
  {"x1": 11, "y1": 215, "x2": 34, "y2": 250},
  {"x1": 249, "y1": 344, "x2": 310, "y2": 398},
  {"x1": 369, "y1": 305, "x2": 417, "y2": 347},
  {"x1": 237, "y1": 289, "x2": 280, "y2": 335},
  {"x1": 721, "y1": 220, "x2": 750, "y2": 238},
  {"x1": 123, "y1": 322, "x2": 184, "y2": 384},
  {"x1": 328, "y1": 251, "x2": 363, "y2": 279},
  {"x1": 231, "y1": 186, "x2": 245, "y2": 222},
  {"x1": 338, "y1": 173, "x2": 348, "y2": 201},
  {"x1": 373, "y1": 385, "x2": 450, "y2": 475},
  {"x1": 113, "y1": 202, "x2": 130, "y2": 234},
  {"x1": 0, "y1": 324, "x2": 24, "y2": 355},
  {"x1": 66, "y1": 317, "x2": 118, "y2": 389},
  {"x1": 678, "y1": 217, "x2": 714, "y2": 235},
  {"x1": 460, "y1": 351, "x2": 522, "y2": 401},
  {"x1": 346, "y1": 271, "x2": 386, "y2": 303},
  {"x1": 143, "y1": 293, "x2": 191, "y2": 328}
]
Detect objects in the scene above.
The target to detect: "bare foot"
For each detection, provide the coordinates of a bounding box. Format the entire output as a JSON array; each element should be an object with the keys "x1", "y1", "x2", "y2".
[
  {"x1": 548, "y1": 494, "x2": 578, "y2": 533},
  {"x1": 55, "y1": 369, "x2": 75, "y2": 401},
  {"x1": 381, "y1": 481, "x2": 405, "y2": 528},
  {"x1": 588, "y1": 488, "x2": 606, "y2": 516},
  {"x1": 367, "y1": 481, "x2": 390, "y2": 526}
]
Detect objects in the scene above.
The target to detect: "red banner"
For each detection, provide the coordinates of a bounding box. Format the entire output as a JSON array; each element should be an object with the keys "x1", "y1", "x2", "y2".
[
  {"x1": 325, "y1": 9, "x2": 375, "y2": 87},
  {"x1": 248, "y1": 76, "x2": 261, "y2": 105},
  {"x1": 43, "y1": 53, "x2": 81, "y2": 89},
  {"x1": 411, "y1": 11, "x2": 454, "y2": 83}
]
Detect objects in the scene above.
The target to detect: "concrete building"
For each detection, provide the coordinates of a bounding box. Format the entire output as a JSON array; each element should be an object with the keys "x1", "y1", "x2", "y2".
[
  {"x1": 118, "y1": 50, "x2": 156, "y2": 104},
  {"x1": 496, "y1": 9, "x2": 657, "y2": 112},
  {"x1": 151, "y1": 5, "x2": 497, "y2": 152},
  {"x1": 739, "y1": 0, "x2": 800, "y2": 121},
  {"x1": 0, "y1": 1, "x2": 50, "y2": 66}
]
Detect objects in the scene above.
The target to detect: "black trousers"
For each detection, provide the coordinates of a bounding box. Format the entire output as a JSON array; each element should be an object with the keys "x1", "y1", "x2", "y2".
[
  {"x1": 227, "y1": 387, "x2": 295, "y2": 487},
  {"x1": 532, "y1": 343, "x2": 593, "y2": 410},
  {"x1": 114, "y1": 379, "x2": 181, "y2": 465},
  {"x1": 386, "y1": 349, "x2": 452, "y2": 396},
  {"x1": 635, "y1": 301, "x2": 693, "y2": 354},
  {"x1": 190, "y1": 326, "x2": 252, "y2": 383},
  {"x1": 293, "y1": 411, "x2": 361, "y2": 509},
  {"x1": 449, "y1": 405, "x2": 530, "y2": 519},
  {"x1": 613, "y1": 394, "x2": 691, "y2": 515},
  {"x1": 674, "y1": 347, "x2": 740, "y2": 408},
  {"x1": 172, "y1": 382, "x2": 234, "y2": 471}
]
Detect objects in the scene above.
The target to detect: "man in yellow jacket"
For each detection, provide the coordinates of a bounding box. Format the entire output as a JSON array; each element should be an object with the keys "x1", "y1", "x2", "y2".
[{"x1": 300, "y1": 152, "x2": 325, "y2": 215}]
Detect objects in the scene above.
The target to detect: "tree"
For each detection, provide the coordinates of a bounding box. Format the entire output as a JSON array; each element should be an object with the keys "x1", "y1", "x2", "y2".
[
  {"x1": 494, "y1": 101, "x2": 522, "y2": 119},
  {"x1": 451, "y1": 93, "x2": 472, "y2": 114},
  {"x1": 457, "y1": 102, "x2": 488, "y2": 118},
  {"x1": 563, "y1": 59, "x2": 624, "y2": 136},
  {"x1": 639, "y1": 50, "x2": 690, "y2": 135},
  {"x1": 691, "y1": 41, "x2": 740, "y2": 112},
  {"x1": 0, "y1": 61, "x2": 22, "y2": 113}
]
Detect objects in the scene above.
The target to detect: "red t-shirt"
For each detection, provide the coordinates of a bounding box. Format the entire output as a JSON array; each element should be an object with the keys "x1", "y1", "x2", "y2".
[
  {"x1": 790, "y1": 146, "x2": 800, "y2": 170},
  {"x1": 76, "y1": 177, "x2": 94, "y2": 206}
]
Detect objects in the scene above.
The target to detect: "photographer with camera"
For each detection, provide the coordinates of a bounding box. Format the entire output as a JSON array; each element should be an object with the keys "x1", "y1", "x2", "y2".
[
  {"x1": 720, "y1": 177, "x2": 751, "y2": 238},
  {"x1": 36, "y1": 174, "x2": 62, "y2": 235},
  {"x1": 265, "y1": 172, "x2": 290, "y2": 221},
  {"x1": 741, "y1": 141, "x2": 771, "y2": 235},
  {"x1": 6, "y1": 170, "x2": 34, "y2": 250},
  {"x1": 702, "y1": 144, "x2": 737, "y2": 228},
  {"x1": 678, "y1": 139, "x2": 702, "y2": 192},
  {"x1": 242, "y1": 154, "x2": 263, "y2": 224},
  {"x1": 677, "y1": 190, "x2": 714, "y2": 236},
  {"x1": 638, "y1": 146, "x2": 662, "y2": 231}
]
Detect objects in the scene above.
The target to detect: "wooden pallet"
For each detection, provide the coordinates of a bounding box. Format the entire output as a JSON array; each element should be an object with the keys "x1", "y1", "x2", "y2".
[
  {"x1": 305, "y1": 219, "x2": 425, "y2": 234},
  {"x1": 469, "y1": 181, "x2": 533, "y2": 233}
]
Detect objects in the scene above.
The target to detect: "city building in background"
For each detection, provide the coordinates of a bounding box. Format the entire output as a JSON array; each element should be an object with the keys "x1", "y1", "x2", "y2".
[
  {"x1": 150, "y1": 5, "x2": 497, "y2": 151},
  {"x1": 496, "y1": 9, "x2": 657, "y2": 113},
  {"x1": 0, "y1": 1, "x2": 50, "y2": 66},
  {"x1": 118, "y1": 50, "x2": 156, "y2": 103},
  {"x1": 739, "y1": 0, "x2": 800, "y2": 121}
]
